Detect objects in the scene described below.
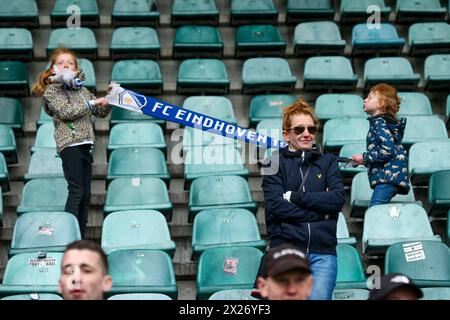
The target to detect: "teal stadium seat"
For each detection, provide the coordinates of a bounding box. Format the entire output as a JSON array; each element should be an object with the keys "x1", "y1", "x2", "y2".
[
  {"x1": 337, "y1": 212, "x2": 357, "y2": 246},
  {"x1": 110, "y1": 27, "x2": 160, "y2": 60},
  {"x1": 409, "y1": 141, "x2": 450, "y2": 184},
  {"x1": 230, "y1": 0, "x2": 278, "y2": 26},
  {"x1": 31, "y1": 122, "x2": 56, "y2": 153},
  {"x1": 402, "y1": 116, "x2": 448, "y2": 147},
  {"x1": 0, "y1": 124, "x2": 17, "y2": 163},
  {"x1": 173, "y1": 26, "x2": 223, "y2": 59},
  {"x1": 0, "y1": 152, "x2": 9, "y2": 192},
  {"x1": 77, "y1": 58, "x2": 96, "y2": 93},
  {"x1": 424, "y1": 54, "x2": 450, "y2": 91},
  {"x1": 256, "y1": 118, "x2": 283, "y2": 146},
  {"x1": 242, "y1": 57, "x2": 296, "y2": 94},
  {"x1": 235, "y1": 25, "x2": 286, "y2": 58},
  {"x1": 108, "y1": 293, "x2": 172, "y2": 300},
  {"x1": 183, "y1": 96, "x2": 236, "y2": 124},
  {"x1": 24, "y1": 150, "x2": 63, "y2": 180},
  {"x1": 111, "y1": 59, "x2": 163, "y2": 95},
  {"x1": 101, "y1": 210, "x2": 176, "y2": 256},
  {"x1": 111, "y1": 0, "x2": 159, "y2": 27},
  {"x1": 409, "y1": 22, "x2": 450, "y2": 56},
  {"x1": 47, "y1": 28, "x2": 98, "y2": 60},
  {"x1": 351, "y1": 23, "x2": 405, "y2": 56},
  {"x1": 341, "y1": 0, "x2": 391, "y2": 23},
  {"x1": 338, "y1": 143, "x2": 367, "y2": 177},
  {"x1": 421, "y1": 287, "x2": 450, "y2": 300},
  {"x1": 0, "y1": 188, "x2": 3, "y2": 226},
  {"x1": 286, "y1": 0, "x2": 335, "y2": 25},
  {"x1": 0, "y1": 97, "x2": 24, "y2": 132},
  {"x1": 177, "y1": 59, "x2": 229, "y2": 95},
  {"x1": 37, "y1": 106, "x2": 52, "y2": 127},
  {"x1": 9, "y1": 211, "x2": 81, "y2": 257},
  {"x1": 335, "y1": 244, "x2": 367, "y2": 289},
  {"x1": 294, "y1": 21, "x2": 345, "y2": 56},
  {"x1": 196, "y1": 246, "x2": 263, "y2": 299},
  {"x1": 397, "y1": 92, "x2": 433, "y2": 117},
  {"x1": 315, "y1": 94, "x2": 365, "y2": 121},
  {"x1": 182, "y1": 126, "x2": 240, "y2": 154},
  {"x1": 171, "y1": 0, "x2": 219, "y2": 27},
  {"x1": 208, "y1": 289, "x2": 257, "y2": 300},
  {"x1": 0, "y1": 28, "x2": 33, "y2": 60},
  {"x1": 0, "y1": 61, "x2": 29, "y2": 96},
  {"x1": 110, "y1": 106, "x2": 165, "y2": 127},
  {"x1": 322, "y1": 118, "x2": 368, "y2": 152},
  {"x1": 332, "y1": 289, "x2": 369, "y2": 300},
  {"x1": 51, "y1": 0, "x2": 99, "y2": 27},
  {"x1": 396, "y1": 0, "x2": 446, "y2": 23},
  {"x1": 446, "y1": 94, "x2": 450, "y2": 128},
  {"x1": 303, "y1": 56, "x2": 358, "y2": 91},
  {"x1": 248, "y1": 94, "x2": 295, "y2": 127},
  {"x1": 1, "y1": 293, "x2": 62, "y2": 300},
  {"x1": 0, "y1": 0, "x2": 39, "y2": 28},
  {"x1": 428, "y1": 170, "x2": 450, "y2": 216}
]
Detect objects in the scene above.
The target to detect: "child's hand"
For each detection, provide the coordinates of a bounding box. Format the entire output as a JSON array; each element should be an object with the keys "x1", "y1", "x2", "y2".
[
  {"x1": 351, "y1": 154, "x2": 364, "y2": 165},
  {"x1": 94, "y1": 97, "x2": 109, "y2": 106}
]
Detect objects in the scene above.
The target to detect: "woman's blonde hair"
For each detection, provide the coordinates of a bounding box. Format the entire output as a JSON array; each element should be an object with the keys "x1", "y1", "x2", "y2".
[
  {"x1": 32, "y1": 48, "x2": 79, "y2": 96},
  {"x1": 370, "y1": 83, "x2": 401, "y2": 117},
  {"x1": 282, "y1": 99, "x2": 320, "y2": 132}
]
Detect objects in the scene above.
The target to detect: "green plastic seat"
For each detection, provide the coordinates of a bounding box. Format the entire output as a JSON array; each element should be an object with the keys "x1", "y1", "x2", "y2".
[
  {"x1": 338, "y1": 143, "x2": 367, "y2": 177},
  {"x1": 101, "y1": 210, "x2": 176, "y2": 256},
  {"x1": 110, "y1": 106, "x2": 165, "y2": 127},
  {"x1": 0, "y1": 97, "x2": 24, "y2": 131},
  {"x1": 409, "y1": 23, "x2": 450, "y2": 56},
  {"x1": 315, "y1": 94, "x2": 365, "y2": 121},
  {"x1": 248, "y1": 94, "x2": 295, "y2": 127},
  {"x1": 110, "y1": 27, "x2": 160, "y2": 60},
  {"x1": 424, "y1": 54, "x2": 450, "y2": 91},
  {"x1": 403, "y1": 116, "x2": 448, "y2": 146},
  {"x1": 104, "y1": 177, "x2": 173, "y2": 220},
  {"x1": 51, "y1": 0, "x2": 99, "y2": 27},
  {"x1": 177, "y1": 58, "x2": 229, "y2": 95},
  {"x1": 286, "y1": 0, "x2": 335, "y2": 25},
  {"x1": 385, "y1": 241, "x2": 450, "y2": 287},
  {"x1": 396, "y1": 0, "x2": 446, "y2": 23},
  {"x1": 446, "y1": 94, "x2": 450, "y2": 128},
  {"x1": 230, "y1": 0, "x2": 278, "y2": 26},
  {"x1": 341, "y1": 0, "x2": 391, "y2": 23},
  {"x1": 182, "y1": 126, "x2": 240, "y2": 154},
  {"x1": 332, "y1": 289, "x2": 369, "y2": 300},
  {"x1": 409, "y1": 141, "x2": 450, "y2": 184},
  {"x1": 173, "y1": 26, "x2": 223, "y2": 59},
  {"x1": 108, "y1": 293, "x2": 172, "y2": 300},
  {"x1": 76, "y1": 58, "x2": 96, "y2": 93},
  {"x1": 397, "y1": 92, "x2": 433, "y2": 117},
  {"x1": 196, "y1": 246, "x2": 263, "y2": 299},
  {"x1": 37, "y1": 106, "x2": 53, "y2": 127},
  {"x1": 363, "y1": 203, "x2": 440, "y2": 255},
  {"x1": 0, "y1": 252, "x2": 62, "y2": 298},
  {"x1": 323, "y1": 118, "x2": 368, "y2": 152},
  {"x1": 0, "y1": 124, "x2": 17, "y2": 163},
  {"x1": 209, "y1": 289, "x2": 257, "y2": 300},
  {"x1": 337, "y1": 212, "x2": 357, "y2": 246},
  {"x1": 183, "y1": 96, "x2": 236, "y2": 124},
  {"x1": 242, "y1": 57, "x2": 296, "y2": 94},
  {"x1": 0, "y1": 152, "x2": 9, "y2": 192},
  {"x1": 0, "y1": 187, "x2": 3, "y2": 226},
  {"x1": 0, "y1": 28, "x2": 33, "y2": 60},
  {"x1": 107, "y1": 249, "x2": 177, "y2": 299},
  {"x1": 192, "y1": 209, "x2": 266, "y2": 259},
  {"x1": 421, "y1": 287, "x2": 450, "y2": 300},
  {"x1": 304, "y1": 56, "x2": 358, "y2": 91},
  {"x1": 1, "y1": 293, "x2": 62, "y2": 300},
  {"x1": 352, "y1": 23, "x2": 405, "y2": 56},
  {"x1": 31, "y1": 122, "x2": 56, "y2": 153},
  {"x1": 9, "y1": 211, "x2": 81, "y2": 257},
  {"x1": 255, "y1": 118, "x2": 283, "y2": 142},
  {"x1": 235, "y1": 25, "x2": 286, "y2": 58},
  {"x1": 47, "y1": 28, "x2": 98, "y2": 60},
  {"x1": 350, "y1": 172, "x2": 417, "y2": 218},
  {"x1": 111, "y1": 0, "x2": 159, "y2": 27},
  {"x1": 111, "y1": 59, "x2": 163, "y2": 95},
  {"x1": 0, "y1": 61, "x2": 29, "y2": 96},
  {"x1": 16, "y1": 178, "x2": 67, "y2": 215},
  {"x1": 171, "y1": 0, "x2": 219, "y2": 27},
  {"x1": 188, "y1": 175, "x2": 257, "y2": 222},
  {"x1": 364, "y1": 57, "x2": 420, "y2": 91},
  {"x1": 25, "y1": 150, "x2": 63, "y2": 180},
  {"x1": 294, "y1": 21, "x2": 345, "y2": 56},
  {"x1": 107, "y1": 147, "x2": 170, "y2": 182},
  {"x1": 0, "y1": 0, "x2": 39, "y2": 28},
  {"x1": 428, "y1": 170, "x2": 450, "y2": 216},
  {"x1": 336, "y1": 244, "x2": 367, "y2": 289}
]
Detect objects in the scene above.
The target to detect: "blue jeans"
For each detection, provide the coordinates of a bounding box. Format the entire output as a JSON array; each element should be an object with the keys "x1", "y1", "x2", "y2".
[
  {"x1": 369, "y1": 183, "x2": 399, "y2": 208},
  {"x1": 307, "y1": 253, "x2": 337, "y2": 300}
]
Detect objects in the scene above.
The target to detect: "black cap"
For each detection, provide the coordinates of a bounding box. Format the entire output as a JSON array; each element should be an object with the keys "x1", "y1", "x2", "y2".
[
  {"x1": 262, "y1": 244, "x2": 311, "y2": 278},
  {"x1": 368, "y1": 273, "x2": 423, "y2": 300}
]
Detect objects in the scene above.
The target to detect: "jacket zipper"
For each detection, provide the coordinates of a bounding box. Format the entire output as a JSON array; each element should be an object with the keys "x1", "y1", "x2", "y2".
[{"x1": 300, "y1": 151, "x2": 311, "y2": 253}]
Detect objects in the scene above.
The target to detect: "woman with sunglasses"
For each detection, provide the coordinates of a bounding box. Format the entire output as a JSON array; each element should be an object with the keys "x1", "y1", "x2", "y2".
[{"x1": 259, "y1": 100, "x2": 346, "y2": 300}]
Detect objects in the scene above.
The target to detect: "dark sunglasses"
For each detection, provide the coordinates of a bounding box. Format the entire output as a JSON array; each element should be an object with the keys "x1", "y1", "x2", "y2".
[{"x1": 287, "y1": 126, "x2": 318, "y2": 135}]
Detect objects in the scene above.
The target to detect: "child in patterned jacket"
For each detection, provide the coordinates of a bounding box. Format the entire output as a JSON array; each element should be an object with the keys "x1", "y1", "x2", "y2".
[{"x1": 351, "y1": 83, "x2": 410, "y2": 207}]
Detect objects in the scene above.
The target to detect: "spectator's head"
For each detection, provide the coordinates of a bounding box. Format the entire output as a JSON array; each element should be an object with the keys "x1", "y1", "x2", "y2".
[
  {"x1": 369, "y1": 273, "x2": 423, "y2": 300},
  {"x1": 58, "y1": 240, "x2": 112, "y2": 300},
  {"x1": 365, "y1": 83, "x2": 401, "y2": 117},
  {"x1": 256, "y1": 244, "x2": 313, "y2": 300}
]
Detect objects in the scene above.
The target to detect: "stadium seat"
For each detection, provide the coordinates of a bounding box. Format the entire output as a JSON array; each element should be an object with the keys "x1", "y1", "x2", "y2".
[
  {"x1": 31, "y1": 122, "x2": 56, "y2": 153},
  {"x1": 107, "y1": 249, "x2": 177, "y2": 299},
  {"x1": 363, "y1": 57, "x2": 420, "y2": 91},
  {"x1": 177, "y1": 59, "x2": 229, "y2": 95},
  {"x1": 396, "y1": 0, "x2": 446, "y2": 23},
  {"x1": 397, "y1": 92, "x2": 433, "y2": 117},
  {"x1": 77, "y1": 58, "x2": 96, "y2": 93},
  {"x1": 1, "y1": 293, "x2": 62, "y2": 300},
  {"x1": 183, "y1": 96, "x2": 236, "y2": 124},
  {"x1": 107, "y1": 147, "x2": 170, "y2": 182},
  {"x1": 351, "y1": 23, "x2": 405, "y2": 56},
  {"x1": 230, "y1": 0, "x2": 278, "y2": 26},
  {"x1": 235, "y1": 25, "x2": 286, "y2": 58},
  {"x1": 0, "y1": 124, "x2": 17, "y2": 163},
  {"x1": 421, "y1": 287, "x2": 450, "y2": 300},
  {"x1": 322, "y1": 118, "x2": 368, "y2": 152},
  {"x1": 171, "y1": 0, "x2": 219, "y2": 27},
  {"x1": 0, "y1": 97, "x2": 24, "y2": 132},
  {"x1": 385, "y1": 241, "x2": 450, "y2": 287},
  {"x1": 303, "y1": 56, "x2": 358, "y2": 91},
  {"x1": 248, "y1": 94, "x2": 295, "y2": 127},
  {"x1": 337, "y1": 212, "x2": 357, "y2": 246},
  {"x1": 182, "y1": 126, "x2": 240, "y2": 153},
  {"x1": 111, "y1": 0, "x2": 159, "y2": 27},
  {"x1": 448, "y1": 210, "x2": 450, "y2": 246},
  {"x1": 101, "y1": 210, "x2": 176, "y2": 256},
  {"x1": 0, "y1": 28, "x2": 33, "y2": 60},
  {"x1": 294, "y1": 21, "x2": 345, "y2": 56},
  {"x1": 424, "y1": 54, "x2": 450, "y2": 91},
  {"x1": 0, "y1": 61, "x2": 29, "y2": 96},
  {"x1": 350, "y1": 172, "x2": 417, "y2": 218},
  {"x1": 338, "y1": 143, "x2": 367, "y2": 177},
  {"x1": 16, "y1": 178, "x2": 67, "y2": 215},
  {"x1": 51, "y1": 0, "x2": 99, "y2": 27},
  {"x1": 108, "y1": 293, "x2": 172, "y2": 300},
  {"x1": 24, "y1": 150, "x2": 63, "y2": 180},
  {"x1": 409, "y1": 141, "x2": 450, "y2": 184},
  {"x1": 315, "y1": 94, "x2": 365, "y2": 121},
  {"x1": 47, "y1": 28, "x2": 98, "y2": 60},
  {"x1": 196, "y1": 246, "x2": 263, "y2": 299},
  {"x1": 9, "y1": 211, "x2": 81, "y2": 257},
  {"x1": 0, "y1": 152, "x2": 9, "y2": 192},
  {"x1": 192, "y1": 208, "x2": 266, "y2": 259},
  {"x1": 402, "y1": 116, "x2": 448, "y2": 146},
  {"x1": 335, "y1": 244, "x2": 367, "y2": 289},
  {"x1": 111, "y1": 59, "x2": 163, "y2": 95},
  {"x1": 0, "y1": 0, "x2": 39, "y2": 28},
  {"x1": 209, "y1": 289, "x2": 257, "y2": 300},
  {"x1": 110, "y1": 106, "x2": 165, "y2": 127},
  {"x1": 409, "y1": 22, "x2": 450, "y2": 56},
  {"x1": 37, "y1": 106, "x2": 52, "y2": 127},
  {"x1": 0, "y1": 252, "x2": 62, "y2": 297},
  {"x1": 188, "y1": 175, "x2": 257, "y2": 222},
  {"x1": 110, "y1": 27, "x2": 160, "y2": 60},
  {"x1": 286, "y1": 0, "x2": 335, "y2": 25},
  {"x1": 428, "y1": 170, "x2": 450, "y2": 216},
  {"x1": 173, "y1": 26, "x2": 223, "y2": 59},
  {"x1": 103, "y1": 177, "x2": 172, "y2": 221},
  {"x1": 341, "y1": 0, "x2": 391, "y2": 23},
  {"x1": 0, "y1": 187, "x2": 3, "y2": 225},
  {"x1": 332, "y1": 289, "x2": 369, "y2": 300},
  {"x1": 255, "y1": 118, "x2": 283, "y2": 143},
  {"x1": 446, "y1": 94, "x2": 450, "y2": 128},
  {"x1": 242, "y1": 57, "x2": 296, "y2": 94}
]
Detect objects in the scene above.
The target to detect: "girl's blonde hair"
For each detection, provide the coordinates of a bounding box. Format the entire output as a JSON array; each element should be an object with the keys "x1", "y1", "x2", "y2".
[
  {"x1": 370, "y1": 83, "x2": 401, "y2": 117},
  {"x1": 32, "y1": 48, "x2": 79, "y2": 96},
  {"x1": 282, "y1": 99, "x2": 320, "y2": 132}
]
